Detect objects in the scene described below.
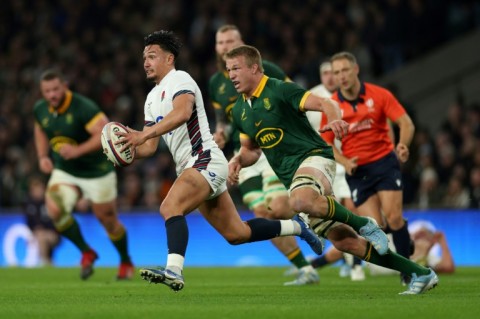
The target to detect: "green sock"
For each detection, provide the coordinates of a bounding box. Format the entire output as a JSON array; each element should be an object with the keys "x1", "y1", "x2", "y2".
[
  {"x1": 110, "y1": 226, "x2": 131, "y2": 263},
  {"x1": 59, "y1": 218, "x2": 90, "y2": 252},
  {"x1": 325, "y1": 196, "x2": 369, "y2": 232},
  {"x1": 363, "y1": 243, "x2": 430, "y2": 276},
  {"x1": 288, "y1": 247, "x2": 309, "y2": 268}
]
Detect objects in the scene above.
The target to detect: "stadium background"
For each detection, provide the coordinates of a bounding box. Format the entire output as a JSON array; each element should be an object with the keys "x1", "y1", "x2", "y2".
[{"x1": 1, "y1": 0, "x2": 479, "y2": 267}]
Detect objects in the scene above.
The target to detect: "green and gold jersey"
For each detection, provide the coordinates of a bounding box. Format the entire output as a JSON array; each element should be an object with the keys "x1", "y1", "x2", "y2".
[
  {"x1": 231, "y1": 76, "x2": 334, "y2": 188},
  {"x1": 208, "y1": 60, "x2": 287, "y2": 151},
  {"x1": 33, "y1": 90, "x2": 114, "y2": 178}
]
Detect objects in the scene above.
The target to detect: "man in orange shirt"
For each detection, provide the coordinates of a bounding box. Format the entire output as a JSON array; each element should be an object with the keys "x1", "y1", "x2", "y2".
[{"x1": 322, "y1": 51, "x2": 415, "y2": 284}]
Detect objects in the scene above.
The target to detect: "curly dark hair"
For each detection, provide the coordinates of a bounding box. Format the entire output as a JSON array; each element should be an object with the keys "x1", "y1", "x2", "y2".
[{"x1": 144, "y1": 30, "x2": 182, "y2": 59}]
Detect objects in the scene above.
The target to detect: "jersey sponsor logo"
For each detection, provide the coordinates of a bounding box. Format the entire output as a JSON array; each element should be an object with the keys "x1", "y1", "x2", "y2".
[
  {"x1": 255, "y1": 120, "x2": 262, "y2": 127},
  {"x1": 263, "y1": 98, "x2": 271, "y2": 110},
  {"x1": 208, "y1": 171, "x2": 217, "y2": 182},
  {"x1": 349, "y1": 119, "x2": 373, "y2": 133},
  {"x1": 255, "y1": 128, "x2": 283, "y2": 149},
  {"x1": 155, "y1": 115, "x2": 173, "y2": 135},
  {"x1": 50, "y1": 136, "x2": 78, "y2": 152}
]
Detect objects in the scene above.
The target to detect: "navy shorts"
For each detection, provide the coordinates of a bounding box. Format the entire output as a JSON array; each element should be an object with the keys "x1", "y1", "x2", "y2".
[{"x1": 346, "y1": 151, "x2": 402, "y2": 206}]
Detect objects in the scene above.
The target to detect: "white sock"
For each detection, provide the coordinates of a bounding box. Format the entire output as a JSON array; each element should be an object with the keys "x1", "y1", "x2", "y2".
[
  {"x1": 279, "y1": 220, "x2": 300, "y2": 236},
  {"x1": 166, "y1": 253, "x2": 184, "y2": 274}
]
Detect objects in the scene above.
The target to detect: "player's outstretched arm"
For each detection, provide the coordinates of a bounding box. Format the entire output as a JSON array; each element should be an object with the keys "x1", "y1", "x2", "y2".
[{"x1": 304, "y1": 94, "x2": 348, "y2": 140}]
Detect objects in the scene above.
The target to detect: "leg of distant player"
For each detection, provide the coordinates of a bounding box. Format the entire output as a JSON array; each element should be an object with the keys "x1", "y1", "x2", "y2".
[
  {"x1": 241, "y1": 173, "x2": 317, "y2": 285},
  {"x1": 310, "y1": 246, "x2": 343, "y2": 269},
  {"x1": 264, "y1": 178, "x2": 319, "y2": 285},
  {"x1": 91, "y1": 200, "x2": 133, "y2": 280},
  {"x1": 45, "y1": 183, "x2": 98, "y2": 279},
  {"x1": 338, "y1": 196, "x2": 365, "y2": 281}
]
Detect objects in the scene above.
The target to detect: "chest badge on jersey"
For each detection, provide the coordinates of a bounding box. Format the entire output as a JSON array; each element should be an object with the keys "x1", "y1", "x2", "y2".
[
  {"x1": 263, "y1": 98, "x2": 271, "y2": 110},
  {"x1": 218, "y1": 83, "x2": 226, "y2": 95},
  {"x1": 42, "y1": 117, "x2": 49, "y2": 128},
  {"x1": 66, "y1": 113, "x2": 73, "y2": 124},
  {"x1": 366, "y1": 98, "x2": 375, "y2": 112}
]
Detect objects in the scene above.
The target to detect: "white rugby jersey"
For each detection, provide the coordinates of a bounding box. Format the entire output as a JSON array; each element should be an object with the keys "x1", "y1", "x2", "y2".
[
  {"x1": 144, "y1": 69, "x2": 217, "y2": 168},
  {"x1": 306, "y1": 84, "x2": 332, "y2": 131},
  {"x1": 307, "y1": 84, "x2": 347, "y2": 181}
]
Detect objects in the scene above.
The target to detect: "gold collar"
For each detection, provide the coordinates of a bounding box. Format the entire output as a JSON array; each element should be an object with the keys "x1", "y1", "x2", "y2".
[
  {"x1": 243, "y1": 75, "x2": 268, "y2": 101},
  {"x1": 48, "y1": 90, "x2": 72, "y2": 115}
]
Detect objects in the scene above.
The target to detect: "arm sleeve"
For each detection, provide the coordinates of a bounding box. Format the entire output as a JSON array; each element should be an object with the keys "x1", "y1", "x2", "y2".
[
  {"x1": 279, "y1": 81, "x2": 310, "y2": 113},
  {"x1": 382, "y1": 88, "x2": 406, "y2": 122},
  {"x1": 78, "y1": 97, "x2": 103, "y2": 128}
]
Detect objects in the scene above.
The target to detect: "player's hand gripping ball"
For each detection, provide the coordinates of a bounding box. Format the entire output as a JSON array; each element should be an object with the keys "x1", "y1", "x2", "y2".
[{"x1": 101, "y1": 122, "x2": 135, "y2": 167}]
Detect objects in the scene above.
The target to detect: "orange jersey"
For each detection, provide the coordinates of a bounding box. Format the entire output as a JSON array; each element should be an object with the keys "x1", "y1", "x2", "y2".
[{"x1": 321, "y1": 82, "x2": 406, "y2": 166}]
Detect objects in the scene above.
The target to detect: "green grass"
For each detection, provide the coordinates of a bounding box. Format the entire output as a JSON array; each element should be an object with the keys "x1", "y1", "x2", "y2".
[{"x1": 0, "y1": 266, "x2": 479, "y2": 319}]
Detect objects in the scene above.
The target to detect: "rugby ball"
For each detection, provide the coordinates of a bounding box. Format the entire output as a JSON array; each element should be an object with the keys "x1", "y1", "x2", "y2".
[{"x1": 101, "y1": 122, "x2": 135, "y2": 167}]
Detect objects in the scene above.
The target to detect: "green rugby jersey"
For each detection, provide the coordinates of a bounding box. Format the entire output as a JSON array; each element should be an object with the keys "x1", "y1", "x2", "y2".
[
  {"x1": 231, "y1": 76, "x2": 334, "y2": 188},
  {"x1": 33, "y1": 90, "x2": 114, "y2": 178},
  {"x1": 208, "y1": 60, "x2": 287, "y2": 151}
]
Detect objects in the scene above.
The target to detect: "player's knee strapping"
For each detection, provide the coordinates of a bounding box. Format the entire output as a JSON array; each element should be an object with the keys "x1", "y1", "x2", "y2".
[
  {"x1": 47, "y1": 184, "x2": 79, "y2": 231},
  {"x1": 290, "y1": 174, "x2": 325, "y2": 195},
  {"x1": 263, "y1": 176, "x2": 288, "y2": 209}
]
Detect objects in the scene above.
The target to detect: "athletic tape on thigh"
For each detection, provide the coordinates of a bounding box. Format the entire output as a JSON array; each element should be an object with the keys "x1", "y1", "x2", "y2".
[
  {"x1": 263, "y1": 177, "x2": 288, "y2": 208},
  {"x1": 290, "y1": 174, "x2": 325, "y2": 195},
  {"x1": 47, "y1": 184, "x2": 79, "y2": 229}
]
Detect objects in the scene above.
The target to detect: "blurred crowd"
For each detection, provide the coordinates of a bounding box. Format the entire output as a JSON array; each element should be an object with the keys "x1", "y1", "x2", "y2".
[{"x1": 1, "y1": 0, "x2": 480, "y2": 212}]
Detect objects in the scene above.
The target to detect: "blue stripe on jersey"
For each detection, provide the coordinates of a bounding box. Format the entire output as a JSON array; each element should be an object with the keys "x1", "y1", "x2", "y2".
[
  {"x1": 187, "y1": 104, "x2": 204, "y2": 156},
  {"x1": 173, "y1": 90, "x2": 194, "y2": 100},
  {"x1": 145, "y1": 121, "x2": 155, "y2": 127},
  {"x1": 193, "y1": 149, "x2": 211, "y2": 171}
]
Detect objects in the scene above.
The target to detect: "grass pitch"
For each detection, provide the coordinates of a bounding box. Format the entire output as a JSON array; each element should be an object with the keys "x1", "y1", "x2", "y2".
[{"x1": 0, "y1": 266, "x2": 479, "y2": 319}]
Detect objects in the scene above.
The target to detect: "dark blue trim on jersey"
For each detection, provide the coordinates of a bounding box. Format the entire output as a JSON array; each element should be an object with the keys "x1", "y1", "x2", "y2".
[
  {"x1": 336, "y1": 82, "x2": 366, "y2": 111},
  {"x1": 173, "y1": 90, "x2": 194, "y2": 100},
  {"x1": 144, "y1": 120, "x2": 155, "y2": 127}
]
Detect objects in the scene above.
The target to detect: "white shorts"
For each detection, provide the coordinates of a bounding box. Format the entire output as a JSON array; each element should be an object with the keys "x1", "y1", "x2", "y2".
[
  {"x1": 293, "y1": 156, "x2": 336, "y2": 194},
  {"x1": 238, "y1": 152, "x2": 271, "y2": 184},
  {"x1": 181, "y1": 148, "x2": 227, "y2": 200},
  {"x1": 48, "y1": 169, "x2": 117, "y2": 203},
  {"x1": 333, "y1": 163, "x2": 351, "y2": 199}
]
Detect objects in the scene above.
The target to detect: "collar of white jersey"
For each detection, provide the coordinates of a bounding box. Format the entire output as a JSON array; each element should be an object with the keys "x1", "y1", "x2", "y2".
[{"x1": 157, "y1": 69, "x2": 177, "y2": 86}]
